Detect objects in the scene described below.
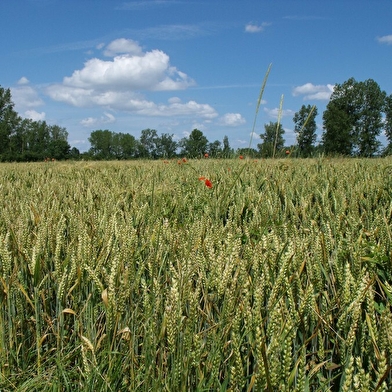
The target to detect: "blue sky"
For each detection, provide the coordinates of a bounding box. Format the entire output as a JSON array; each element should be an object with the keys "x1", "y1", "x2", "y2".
[{"x1": 2, "y1": 0, "x2": 392, "y2": 152}]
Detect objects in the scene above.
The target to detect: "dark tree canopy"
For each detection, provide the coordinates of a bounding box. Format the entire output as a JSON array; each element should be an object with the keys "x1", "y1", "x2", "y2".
[
  {"x1": 0, "y1": 85, "x2": 71, "y2": 161},
  {"x1": 88, "y1": 129, "x2": 114, "y2": 160},
  {"x1": 222, "y1": 135, "x2": 233, "y2": 158},
  {"x1": 257, "y1": 121, "x2": 285, "y2": 158},
  {"x1": 0, "y1": 86, "x2": 20, "y2": 157},
  {"x1": 322, "y1": 78, "x2": 386, "y2": 157},
  {"x1": 322, "y1": 101, "x2": 354, "y2": 156},
  {"x1": 138, "y1": 129, "x2": 158, "y2": 159},
  {"x1": 179, "y1": 129, "x2": 208, "y2": 158},
  {"x1": 293, "y1": 105, "x2": 318, "y2": 157},
  {"x1": 207, "y1": 140, "x2": 222, "y2": 157},
  {"x1": 87, "y1": 129, "x2": 178, "y2": 160},
  {"x1": 154, "y1": 133, "x2": 177, "y2": 158},
  {"x1": 89, "y1": 130, "x2": 138, "y2": 160}
]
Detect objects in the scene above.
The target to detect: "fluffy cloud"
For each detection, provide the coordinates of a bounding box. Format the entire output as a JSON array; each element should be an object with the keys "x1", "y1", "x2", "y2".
[
  {"x1": 11, "y1": 77, "x2": 44, "y2": 111},
  {"x1": 17, "y1": 77, "x2": 29, "y2": 85},
  {"x1": 245, "y1": 22, "x2": 270, "y2": 33},
  {"x1": 292, "y1": 83, "x2": 334, "y2": 100},
  {"x1": 168, "y1": 96, "x2": 181, "y2": 104},
  {"x1": 44, "y1": 38, "x2": 219, "y2": 119},
  {"x1": 25, "y1": 110, "x2": 46, "y2": 121},
  {"x1": 81, "y1": 112, "x2": 116, "y2": 127},
  {"x1": 249, "y1": 131, "x2": 261, "y2": 140},
  {"x1": 103, "y1": 38, "x2": 142, "y2": 56},
  {"x1": 76, "y1": 97, "x2": 217, "y2": 119},
  {"x1": 138, "y1": 99, "x2": 217, "y2": 118},
  {"x1": 377, "y1": 35, "x2": 392, "y2": 45},
  {"x1": 219, "y1": 113, "x2": 246, "y2": 126},
  {"x1": 263, "y1": 107, "x2": 295, "y2": 119},
  {"x1": 59, "y1": 50, "x2": 192, "y2": 91}
]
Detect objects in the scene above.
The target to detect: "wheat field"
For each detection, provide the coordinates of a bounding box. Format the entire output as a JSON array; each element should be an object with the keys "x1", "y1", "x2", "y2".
[{"x1": 0, "y1": 158, "x2": 391, "y2": 391}]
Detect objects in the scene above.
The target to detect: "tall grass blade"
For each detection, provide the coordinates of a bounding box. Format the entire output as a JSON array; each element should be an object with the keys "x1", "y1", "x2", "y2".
[
  {"x1": 248, "y1": 63, "x2": 272, "y2": 151},
  {"x1": 273, "y1": 94, "x2": 284, "y2": 158},
  {"x1": 223, "y1": 64, "x2": 272, "y2": 201}
]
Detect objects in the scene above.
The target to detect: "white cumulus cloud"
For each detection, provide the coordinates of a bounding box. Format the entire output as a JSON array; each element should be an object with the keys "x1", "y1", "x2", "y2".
[
  {"x1": 245, "y1": 22, "x2": 270, "y2": 33},
  {"x1": 59, "y1": 50, "x2": 190, "y2": 91},
  {"x1": 11, "y1": 78, "x2": 44, "y2": 112},
  {"x1": 81, "y1": 112, "x2": 116, "y2": 127},
  {"x1": 138, "y1": 99, "x2": 218, "y2": 118},
  {"x1": 17, "y1": 77, "x2": 30, "y2": 85},
  {"x1": 168, "y1": 96, "x2": 181, "y2": 104},
  {"x1": 103, "y1": 38, "x2": 142, "y2": 56},
  {"x1": 263, "y1": 107, "x2": 295, "y2": 119},
  {"x1": 219, "y1": 113, "x2": 246, "y2": 126},
  {"x1": 292, "y1": 83, "x2": 334, "y2": 100},
  {"x1": 44, "y1": 38, "x2": 218, "y2": 119},
  {"x1": 249, "y1": 131, "x2": 261, "y2": 140},
  {"x1": 377, "y1": 35, "x2": 392, "y2": 45},
  {"x1": 25, "y1": 110, "x2": 46, "y2": 121}
]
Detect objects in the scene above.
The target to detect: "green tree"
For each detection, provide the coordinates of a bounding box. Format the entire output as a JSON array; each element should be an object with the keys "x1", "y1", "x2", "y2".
[
  {"x1": 49, "y1": 124, "x2": 68, "y2": 142},
  {"x1": 111, "y1": 132, "x2": 123, "y2": 159},
  {"x1": 9, "y1": 118, "x2": 30, "y2": 159},
  {"x1": 47, "y1": 139, "x2": 70, "y2": 160},
  {"x1": 222, "y1": 135, "x2": 233, "y2": 158},
  {"x1": 322, "y1": 100, "x2": 353, "y2": 156},
  {"x1": 1, "y1": 84, "x2": 73, "y2": 161},
  {"x1": 47, "y1": 125, "x2": 70, "y2": 159},
  {"x1": 88, "y1": 129, "x2": 114, "y2": 159},
  {"x1": 293, "y1": 105, "x2": 318, "y2": 157},
  {"x1": 179, "y1": 129, "x2": 208, "y2": 158},
  {"x1": 355, "y1": 79, "x2": 385, "y2": 156},
  {"x1": 154, "y1": 133, "x2": 177, "y2": 158},
  {"x1": 119, "y1": 133, "x2": 137, "y2": 159},
  {"x1": 25, "y1": 120, "x2": 51, "y2": 160},
  {"x1": 207, "y1": 140, "x2": 222, "y2": 157},
  {"x1": 69, "y1": 147, "x2": 80, "y2": 159},
  {"x1": 257, "y1": 121, "x2": 285, "y2": 158},
  {"x1": 89, "y1": 130, "x2": 137, "y2": 160},
  {"x1": 138, "y1": 129, "x2": 158, "y2": 158},
  {"x1": 322, "y1": 78, "x2": 386, "y2": 157},
  {"x1": 0, "y1": 86, "x2": 20, "y2": 159}
]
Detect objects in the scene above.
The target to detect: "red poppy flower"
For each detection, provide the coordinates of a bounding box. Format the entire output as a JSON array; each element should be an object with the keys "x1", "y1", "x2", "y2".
[
  {"x1": 285, "y1": 150, "x2": 290, "y2": 155},
  {"x1": 204, "y1": 153, "x2": 209, "y2": 158},
  {"x1": 204, "y1": 179, "x2": 213, "y2": 188},
  {"x1": 182, "y1": 157, "x2": 187, "y2": 163},
  {"x1": 198, "y1": 176, "x2": 206, "y2": 181},
  {"x1": 239, "y1": 155, "x2": 244, "y2": 159}
]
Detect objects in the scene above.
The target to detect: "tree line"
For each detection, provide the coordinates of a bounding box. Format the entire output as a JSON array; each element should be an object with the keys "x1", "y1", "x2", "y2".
[
  {"x1": 0, "y1": 86, "x2": 75, "y2": 161},
  {"x1": 1, "y1": 77, "x2": 392, "y2": 162},
  {"x1": 86, "y1": 128, "x2": 234, "y2": 160}
]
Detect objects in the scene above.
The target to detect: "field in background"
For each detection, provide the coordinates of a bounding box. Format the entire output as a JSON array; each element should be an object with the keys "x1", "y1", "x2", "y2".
[{"x1": 0, "y1": 158, "x2": 391, "y2": 391}]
